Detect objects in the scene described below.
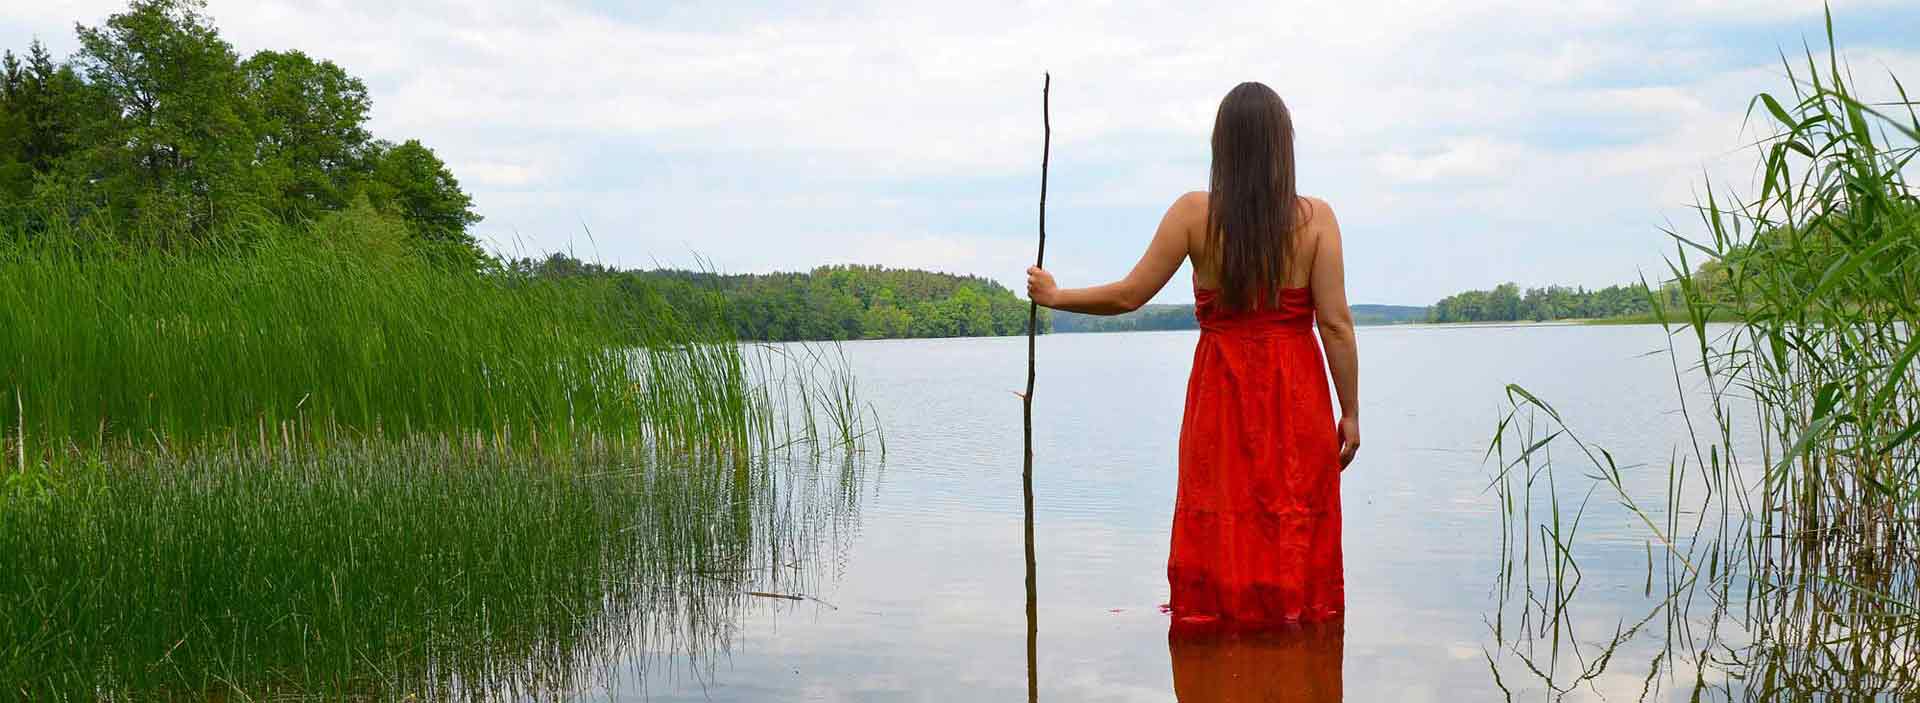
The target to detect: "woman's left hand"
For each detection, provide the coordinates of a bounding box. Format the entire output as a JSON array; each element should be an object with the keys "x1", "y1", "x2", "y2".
[
  {"x1": 1026, "y1": 266, "x2": 1058, "y2": 308},
  {"x1": 1337, "y1": 416, "x2": 1360, "y2": 470}
]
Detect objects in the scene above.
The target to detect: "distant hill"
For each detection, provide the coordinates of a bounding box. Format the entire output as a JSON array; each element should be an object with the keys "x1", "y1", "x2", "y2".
[{"x1": 1052, "y1": 302, "x2": 1428, "y2": 333}]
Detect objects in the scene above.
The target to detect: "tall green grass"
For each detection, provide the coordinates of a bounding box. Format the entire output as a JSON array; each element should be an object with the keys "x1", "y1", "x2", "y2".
[
  {"x1": 0, "y1": 212, "x2": 882, "y2": 698},
  {"x1": 1484, "y1": 16, "x2": 1918, "y2": 700},
  {"x1": 0, "y1": 212, "x2": 882, "y2": 459},
  {"x1": 0, "y1": 222, "x2": 655, "y2": 452},
  {"x1": 0, "y1": 435, "x2": 871, "y2": 700}
]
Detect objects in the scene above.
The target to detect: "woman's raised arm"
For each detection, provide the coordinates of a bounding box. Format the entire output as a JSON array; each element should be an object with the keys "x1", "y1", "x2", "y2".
[{"x1": 1026, "y1": 192, "x2": 1201, "y2": 315}]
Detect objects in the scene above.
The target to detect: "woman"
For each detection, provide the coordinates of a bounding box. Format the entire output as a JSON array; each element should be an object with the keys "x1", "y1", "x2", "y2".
[{"x1": 1026, "y1": 81, "x2": 1360, "y2": 627}]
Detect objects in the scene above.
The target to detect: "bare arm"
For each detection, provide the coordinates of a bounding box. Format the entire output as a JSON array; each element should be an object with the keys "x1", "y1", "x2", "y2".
[
  {"x1": 1026, "y1": 193, "x2": 1198, "y2": 315},
  {"x1": 1308, "y1": 201, "x2": 1362, "y2": 468}
]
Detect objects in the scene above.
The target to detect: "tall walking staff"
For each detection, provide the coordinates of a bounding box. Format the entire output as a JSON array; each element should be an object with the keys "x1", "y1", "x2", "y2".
[{"x1": 1022, "y1": 72, "x2": 1050, "y2": 703}]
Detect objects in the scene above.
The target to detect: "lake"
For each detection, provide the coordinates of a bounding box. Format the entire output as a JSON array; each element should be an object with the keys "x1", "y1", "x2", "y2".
[{"x1": 591, "y1": 322, "x2": 1743, "y2": 701}]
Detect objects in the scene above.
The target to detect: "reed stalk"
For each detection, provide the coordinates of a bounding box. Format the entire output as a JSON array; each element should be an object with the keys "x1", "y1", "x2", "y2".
[
  {"x1": 1483, "y1": 13, "x2": 1919, "y2": 699},
  {"x1": 0, "y1": 215, "x2": 882, "y2": 698}
]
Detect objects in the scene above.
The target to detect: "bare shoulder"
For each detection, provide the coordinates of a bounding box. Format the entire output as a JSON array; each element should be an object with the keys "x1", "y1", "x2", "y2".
[
  {"x1": 1301, "y1": 195, "x2": 1337, "y2": 222},
  {"x1": 1174, "y1": 190, "x2": 1210, "y2": 219},
  {"x1": 1300, "y1": 195, "x2": 1340, "y2": 240},
  {"x1": 1166, "y1": 190, "x2": 1210, "y2": 237}
]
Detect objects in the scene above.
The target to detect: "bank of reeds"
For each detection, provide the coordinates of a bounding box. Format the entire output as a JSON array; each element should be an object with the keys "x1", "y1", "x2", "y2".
[
  {"x1": 2, "y1": 222, "x2": 656, "y2": 453},
  {"x1": 0, "y1": 434, "x2": 869, "y2": 700},
  {"x1": 1485, "y1": 18, "x2": 1919, "y2": 700},
  {"x1": 0, "y1": 215, "x2": 880, "y2": 699}
]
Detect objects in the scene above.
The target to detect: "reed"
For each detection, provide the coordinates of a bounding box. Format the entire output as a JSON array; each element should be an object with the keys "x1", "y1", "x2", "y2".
[
  {"x1": 0, "y1": 434, "x2": 872, "y2": 701},
  {"x1": 0, "y1": 214, "x2": 884, "y2": 456},
  {"x1": 1646, "y1": 8, "x2": 1919, "y2": 630},
  {"x1": 0, "y1": 213, "x2": 881, "y2": 698},
  {"x1": 1483, "y1": 15, "x2": 1919, "y2": 699},
  {"x1": 0, "y1": 221, "x2": 642, "y2": 452}
]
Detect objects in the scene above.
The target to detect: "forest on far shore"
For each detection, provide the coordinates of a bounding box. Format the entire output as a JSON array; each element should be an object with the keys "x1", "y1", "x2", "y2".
[
  {"x1": 1426, "y1": 282, "x2": 1663, "y2": 323},
  {"x1": 1051, "y1": 303, "x2": 1428, "y2": 333},
  {"x1": 522, "y1": 254, "x2": 1047, "y2": 342}
]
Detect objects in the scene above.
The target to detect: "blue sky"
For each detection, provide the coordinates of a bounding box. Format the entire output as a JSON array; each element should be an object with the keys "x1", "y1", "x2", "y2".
[{"x1": 6, "y1": 1, "x2": 1917, "y2": 305}]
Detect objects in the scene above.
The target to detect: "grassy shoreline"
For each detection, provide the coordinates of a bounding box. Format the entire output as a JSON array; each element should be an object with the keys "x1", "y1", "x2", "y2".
[{"x1": 0, "y1": 224, "x2": 878, "y2": 699}]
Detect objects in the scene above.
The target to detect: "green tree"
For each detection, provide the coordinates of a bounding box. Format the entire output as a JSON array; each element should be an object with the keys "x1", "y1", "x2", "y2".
[
  {"x1": 73, "y1": 0, "x2": 252, "y2": 238},
  {"x1": 0, "y1": 0, "x2": 485, "y2": 259},
  {"x1": 1, "y1": 41, "x2": 95, "y2": 210},
  {"x1": 239, "y1": 49, "x2": 372, "y2": 222},
  {"x1": 1489, "y1": 283, "x2": 1522, "y2": 320},
  {"x1": 0, "y1": 71, "x2": 28, "y2": 201},
  {"x1": 363, "y1": 139, "x2": 481, "y2": 248},
  {"x1": 861, "y1": 304, "x2": 911, "y2": 338},
  {"x1": 949, "y1": 286, "x2": 994, "y2": 336},
  {"x1": 19, "y1": 41, "x2": 87, "y2": 174},
  {"x1": 1522, "y1": 287, "x2": 1551, "y2": 321}
]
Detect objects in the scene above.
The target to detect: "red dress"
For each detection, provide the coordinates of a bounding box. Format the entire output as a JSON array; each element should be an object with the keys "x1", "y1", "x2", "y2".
[{"x1": 1166, "y1": 285, "x2": 1344, "y2": 627}]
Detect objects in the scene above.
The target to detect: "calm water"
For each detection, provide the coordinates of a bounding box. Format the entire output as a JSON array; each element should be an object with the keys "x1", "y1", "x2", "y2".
[{"x1": 589, "y1": 323, "x2": 1728, "y2": 701}]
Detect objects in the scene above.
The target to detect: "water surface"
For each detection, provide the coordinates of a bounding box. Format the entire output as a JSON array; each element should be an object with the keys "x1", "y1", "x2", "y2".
[{"x1": 610, "y1": 323, "x2": 1717, "y2": 701}]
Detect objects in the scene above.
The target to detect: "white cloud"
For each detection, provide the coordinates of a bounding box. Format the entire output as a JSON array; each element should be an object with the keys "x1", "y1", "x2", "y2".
[
  {"x1": 1376, "y1": 138, "x2": 1528, "y2": 184},
  {"x1": 3, "y1": 0, "x2": 1916, "y2": 303},
  {"x1": 461, "y1": 161, "x2": 540, "y2": 187}
]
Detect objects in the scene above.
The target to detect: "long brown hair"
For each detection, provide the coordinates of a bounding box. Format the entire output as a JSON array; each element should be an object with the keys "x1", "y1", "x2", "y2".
[{"x1": 1207, "y1": 82, "x2": 1302, "y2": 312}]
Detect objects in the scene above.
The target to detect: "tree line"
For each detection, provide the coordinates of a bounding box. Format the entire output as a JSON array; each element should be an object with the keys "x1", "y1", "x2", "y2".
[
  {"x1": 1052, "y1": 305, "x2": 1198, "y2": 333},
  {"x1": 520, "y1": 254, "x2": 1048, "y2": 342},
  {"x1": 1427, "y1": 282, "x2": 1669, "y2": 323},
  {"x1": 0, "y1": 0, "x2": 481, "y2": 260},
  {"x1": 1052, "y1": 302, "x2": 1428, "y2": 333}
]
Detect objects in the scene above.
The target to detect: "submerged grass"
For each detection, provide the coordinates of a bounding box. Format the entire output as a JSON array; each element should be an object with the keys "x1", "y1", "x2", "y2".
[
  {"x1": 5, "y1": 439, "x2": 654, "y2": 699},
  {"x1": 1, "y1": 435, "x2": 870, "y2": 701},
  {"x1": 1484, "y1": 15, "x2": 1919, "y2": 701}
]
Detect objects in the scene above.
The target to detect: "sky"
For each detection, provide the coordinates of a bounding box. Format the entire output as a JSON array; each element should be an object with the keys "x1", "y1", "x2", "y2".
[{"x1": 5, "y1": 1, "x2": 1918, "y2": 305}]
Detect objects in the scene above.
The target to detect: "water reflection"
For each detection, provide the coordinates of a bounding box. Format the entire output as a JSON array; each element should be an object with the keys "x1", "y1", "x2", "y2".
[
  {"x1": 1483, "y1": 394, "x2": 1920, "y2": 702},
  {"x1": 1169, "y1": 621, "x2": 1343, "y2": 702},
  {"x1": 592, "y1": 327, "x2": 1733, "y2": 701},
  {"x1": 412, "y1": 445, "x2": 882, "y2": 701},
  {"x1": 616, "y1": 449, "x2": 881, "y2": 694}
]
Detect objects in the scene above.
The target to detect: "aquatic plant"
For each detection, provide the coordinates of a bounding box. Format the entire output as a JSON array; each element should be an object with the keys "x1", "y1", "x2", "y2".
[
  {"x1": 0, "y1": 433, "x2": 873, "y2": 700},
  {"x1": 0, "y1": 213, "x2": 883, "y2": 698},
  {"x1": 0, "y1": 219, "x2": 636, "y2": 452},
  {"x1": 1483, "y1": 16, "x2": 1919, "y2": 700}
]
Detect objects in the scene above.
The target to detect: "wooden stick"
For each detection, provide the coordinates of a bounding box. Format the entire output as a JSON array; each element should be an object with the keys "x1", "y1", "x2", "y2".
[{"x1": 1022, "y1": 71, "x2": 1050, "y2": 703}]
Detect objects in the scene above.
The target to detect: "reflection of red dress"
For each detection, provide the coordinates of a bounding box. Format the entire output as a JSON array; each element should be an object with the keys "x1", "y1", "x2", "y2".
[
  {"x1": 1168, "y1": 620, "x2": 1344, "y2": 702},
  {"x1": 1167, "y1": 286, "x2": 1344, "y2": 626}
]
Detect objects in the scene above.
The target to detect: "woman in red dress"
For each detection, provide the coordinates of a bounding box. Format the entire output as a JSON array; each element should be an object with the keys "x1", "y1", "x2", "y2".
[{"x1": 1026, "y1": 82, "x2": 1361, "y2": 628}]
